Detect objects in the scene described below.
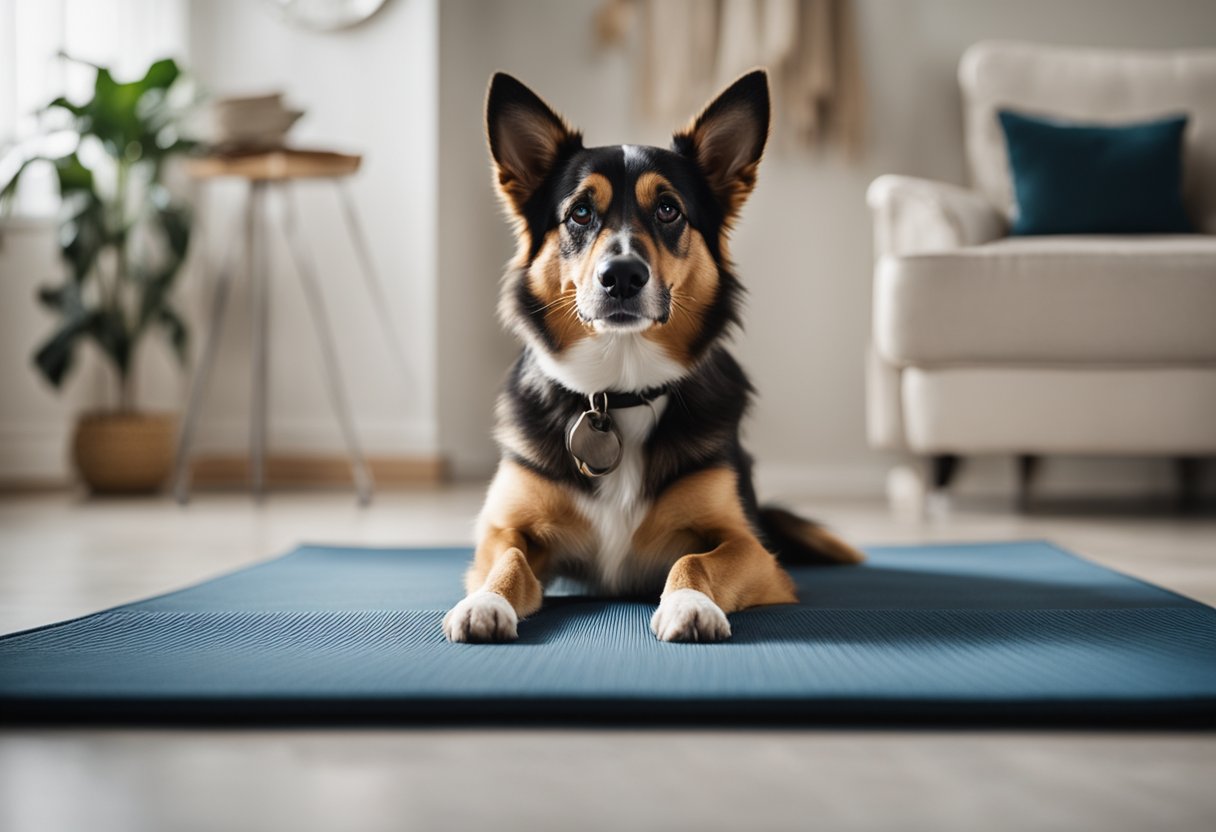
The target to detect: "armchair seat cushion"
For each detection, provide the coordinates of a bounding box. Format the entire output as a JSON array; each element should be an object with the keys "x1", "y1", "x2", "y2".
[{"x1": 875, "y1": 235, "x2": 1216, "y2": 366}]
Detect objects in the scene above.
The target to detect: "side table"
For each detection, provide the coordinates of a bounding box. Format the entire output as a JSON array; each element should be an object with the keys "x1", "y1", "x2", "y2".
[{"x1": 172, "y1": 149, "x2": 408, "y2": 505}]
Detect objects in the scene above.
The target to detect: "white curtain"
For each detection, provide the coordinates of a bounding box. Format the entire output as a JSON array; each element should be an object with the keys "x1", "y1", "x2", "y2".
[
  {"x1": 0, "y1": 0, "x2": 188, "y2": 215},
  {"x1": 597, "y1": 0, "x2": 865, "y2": 157}
]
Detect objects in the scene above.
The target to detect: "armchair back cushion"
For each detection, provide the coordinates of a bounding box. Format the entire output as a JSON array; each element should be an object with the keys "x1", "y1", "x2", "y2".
[{"x1": 960, "y1": 42, "x2": 1216, "y2": 233}]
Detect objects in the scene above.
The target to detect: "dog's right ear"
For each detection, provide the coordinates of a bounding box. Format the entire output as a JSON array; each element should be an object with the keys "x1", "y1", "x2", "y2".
[
  {"x1": 672, "y1": 70, "x2": 770, "y2": 227},
  {"x1": 486, "y1": 73, "x2": 582, "y2": 215}
]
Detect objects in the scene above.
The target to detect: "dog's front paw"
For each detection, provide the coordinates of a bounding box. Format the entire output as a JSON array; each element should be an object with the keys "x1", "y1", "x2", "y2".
[
  {"x1": 650, "y1": 589, "x2": 731, "y2": 642},
  {"x1": 443, "y1": 590, "x2": 519, "y2": 643}
]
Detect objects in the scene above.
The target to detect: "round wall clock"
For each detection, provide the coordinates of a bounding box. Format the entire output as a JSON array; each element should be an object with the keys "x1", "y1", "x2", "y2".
[{"x1": 263, "y1": 0, "x2": 390, "y2": 32}]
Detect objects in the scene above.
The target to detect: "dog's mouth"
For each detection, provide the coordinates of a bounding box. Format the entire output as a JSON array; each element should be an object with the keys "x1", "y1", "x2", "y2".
[
  {"x1": 578, "y1": 286, "x2": 669, "y2": 333},
  {"x1": 580, "y1": 298, "x2": 669, "y2": 333},
  {"x1": 591, "y1": 311, "x2": 654, "y2": 333}
]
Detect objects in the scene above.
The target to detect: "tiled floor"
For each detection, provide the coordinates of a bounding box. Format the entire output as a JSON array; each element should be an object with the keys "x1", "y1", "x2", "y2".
[{"x1": 1, "y1": 488, "x2": 1213, "y2": 831}]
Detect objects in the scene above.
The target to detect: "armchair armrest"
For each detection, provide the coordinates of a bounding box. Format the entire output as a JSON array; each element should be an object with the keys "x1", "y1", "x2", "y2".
[{"x1": 867, "y1": 175, "x2": 1007, "y2": 258}]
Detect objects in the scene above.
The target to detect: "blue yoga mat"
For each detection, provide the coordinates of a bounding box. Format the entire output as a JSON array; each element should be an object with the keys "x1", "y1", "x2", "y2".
[{"x1": 2, "y1": 541, "x2": 1214, "y2": 724}]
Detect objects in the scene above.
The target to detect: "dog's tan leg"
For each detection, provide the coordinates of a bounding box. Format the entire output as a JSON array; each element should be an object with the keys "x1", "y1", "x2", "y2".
[
  {"x1": 466, "y1": 527, "x2": 547, "y2": 613},
  {"x1": 651, "y1": 534, "x2": 796, "y2": 642},
  {"x1": 632, "y1": 466, "x2": 798, "y2": 642},
  {"x1": 443, "y1": 527, "x2": 547, "y2": 643},
  {"x1": 444, "y1": 460, "x2": 587, "y2": 643}
]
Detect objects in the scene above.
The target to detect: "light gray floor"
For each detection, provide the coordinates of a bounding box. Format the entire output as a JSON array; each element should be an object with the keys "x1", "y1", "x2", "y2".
[{"x1": 1, "y1": 488, "x2": 1214, "y2": 832}]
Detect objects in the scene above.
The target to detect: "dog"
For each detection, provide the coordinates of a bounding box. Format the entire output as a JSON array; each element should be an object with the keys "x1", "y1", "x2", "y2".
[{"x1": 443, "y1": 69, "x2": 864, "y2": 644}]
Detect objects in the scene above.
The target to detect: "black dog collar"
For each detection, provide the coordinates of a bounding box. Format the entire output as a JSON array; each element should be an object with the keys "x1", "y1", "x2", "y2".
[{"x1": 594, "y1": 386, "x2": 669, "y2": 410}]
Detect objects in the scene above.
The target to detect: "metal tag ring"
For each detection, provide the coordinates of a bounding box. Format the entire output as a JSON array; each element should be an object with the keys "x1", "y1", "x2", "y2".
[{"x1": 566, "y1": 408, "x2": 623, "y2": 477}]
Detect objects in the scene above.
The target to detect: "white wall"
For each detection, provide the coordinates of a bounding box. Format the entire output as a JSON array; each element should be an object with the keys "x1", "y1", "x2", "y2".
[{"x1": 436, "y1": 0, "x2": 1216, "y2": 499}]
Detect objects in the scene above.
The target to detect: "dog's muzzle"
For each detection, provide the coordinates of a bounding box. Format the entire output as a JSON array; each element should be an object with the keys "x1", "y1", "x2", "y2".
[{"x1": 584, "y1": 254, "x2": 664, "y2": 329}]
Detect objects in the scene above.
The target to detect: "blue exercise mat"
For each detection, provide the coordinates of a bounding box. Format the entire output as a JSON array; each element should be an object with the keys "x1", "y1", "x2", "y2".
[{"x1": 2, "y1": 540, "x2": 1214, "y2": 724}]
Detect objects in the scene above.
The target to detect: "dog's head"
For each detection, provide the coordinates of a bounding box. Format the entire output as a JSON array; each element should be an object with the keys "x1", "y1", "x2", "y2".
[{"x1": 487, "y1": 70, "x2": 769, "y2": 391}]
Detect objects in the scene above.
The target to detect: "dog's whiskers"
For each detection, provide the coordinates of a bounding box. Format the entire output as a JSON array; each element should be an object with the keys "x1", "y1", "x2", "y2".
[{"x1": 537, "y1": 294, "x2": 578, "y2": 313}]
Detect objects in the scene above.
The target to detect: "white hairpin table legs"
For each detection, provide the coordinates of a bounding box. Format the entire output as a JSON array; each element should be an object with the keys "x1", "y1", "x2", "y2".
[
  {"x1": 248, "y1": 182, "x2": 270, "y2": 500},
  {"x1": 172, "y1": 176, "x2": 387, "y2": 505}
]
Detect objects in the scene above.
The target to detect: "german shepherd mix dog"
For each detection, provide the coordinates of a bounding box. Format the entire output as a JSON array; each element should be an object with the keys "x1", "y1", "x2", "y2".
[{"x1": 443, "y1": 69, "x2": 863, "y2": 644}]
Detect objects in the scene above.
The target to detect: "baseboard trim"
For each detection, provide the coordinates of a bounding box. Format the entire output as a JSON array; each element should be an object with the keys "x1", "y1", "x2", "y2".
[
  {"x1": 753, "y1": 462, "x2": 888, "y2": 500},
  {"x1": 189, "y1": 454, "x2": 446, "y2": 488},
  {"x1": 0, "y1": 479, "x2": 72, "y2": 495}
]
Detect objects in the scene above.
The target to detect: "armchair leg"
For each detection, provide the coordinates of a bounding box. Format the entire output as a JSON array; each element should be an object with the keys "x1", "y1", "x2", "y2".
[
  {"x1": 1016, "y1": 454, "x2": 1040, "y2": 510},
  {"x1": 931, "y1": 454, "x2": 961, "y2": 494},
  {"x1": 1174, "y1": 457, "x2": 1203, "y2": 513}
]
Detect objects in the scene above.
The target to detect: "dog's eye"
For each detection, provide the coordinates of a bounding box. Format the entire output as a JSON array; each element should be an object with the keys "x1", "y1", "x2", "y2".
[
  {"x1": 569, "y1": 204, "x2": 594, "y2": 226},
  {"x1": 655, "y1": 201, "x2": 681, "y2": 224}
]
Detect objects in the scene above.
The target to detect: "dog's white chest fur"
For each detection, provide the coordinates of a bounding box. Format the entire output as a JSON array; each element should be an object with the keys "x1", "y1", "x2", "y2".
[
  {"x1": 568, "y1": 395, "x2": 668, "y2": 593},
  {"x1": 532, "y1": 332, "x2": 686, "y2": 394}
]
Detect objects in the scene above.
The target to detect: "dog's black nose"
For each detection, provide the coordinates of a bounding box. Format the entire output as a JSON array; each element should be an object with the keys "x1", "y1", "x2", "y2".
[{"x1": 597, "y1": 256, "x2": 649, "y2": 300}]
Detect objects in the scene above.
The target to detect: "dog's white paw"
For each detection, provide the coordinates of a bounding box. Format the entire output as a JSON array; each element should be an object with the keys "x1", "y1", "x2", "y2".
[
  {"x1": 650, "y1": 589, "x2": 731, "y2": 642},
  {"x1": 443, "y1": 591, "x2": 518, "y2": 643}
]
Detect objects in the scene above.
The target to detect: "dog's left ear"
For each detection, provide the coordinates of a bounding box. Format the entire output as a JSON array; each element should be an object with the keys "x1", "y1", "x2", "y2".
[
  {"x1": 672, "y1": 70, "x2": 770, "y2": 223},
  {"x1": 486, "y1": 72, "x2": 583, "y2": 215}
]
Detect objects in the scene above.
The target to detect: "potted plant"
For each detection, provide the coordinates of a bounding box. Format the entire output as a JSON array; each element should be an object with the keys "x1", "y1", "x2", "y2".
[{"x1": 1, "y1": 56, "x2": 195, "y2": 493}]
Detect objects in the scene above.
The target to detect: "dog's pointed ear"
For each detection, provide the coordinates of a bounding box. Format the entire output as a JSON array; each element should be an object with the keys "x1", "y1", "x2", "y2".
[
  {"x1": 486, "y1": 72, "x2": 582, "y2": 215},
  {"x1": 672, "y1": 70, "x2": 770, "y2": 223}
]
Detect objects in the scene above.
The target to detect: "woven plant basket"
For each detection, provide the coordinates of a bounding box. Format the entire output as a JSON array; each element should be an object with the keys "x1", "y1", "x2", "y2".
[{"x1": 72, "y1": 411, "x2": 178, "y2": 494}]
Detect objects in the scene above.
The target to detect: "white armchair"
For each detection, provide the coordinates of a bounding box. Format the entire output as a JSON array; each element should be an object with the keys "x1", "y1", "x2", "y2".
[{"x1": 867, "y1": 41, "x2": 1216, "y2": 505}]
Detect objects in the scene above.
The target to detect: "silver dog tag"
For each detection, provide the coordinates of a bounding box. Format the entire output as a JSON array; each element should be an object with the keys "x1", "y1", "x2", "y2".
[{"x1": 566, "y1": 407, "x2": 622, "y2": 477}]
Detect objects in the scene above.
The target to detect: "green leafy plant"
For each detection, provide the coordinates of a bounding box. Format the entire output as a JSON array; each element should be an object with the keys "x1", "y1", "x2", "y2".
[{"x1": 1, "y1": 56, "x2": 196, "y2": 411}]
